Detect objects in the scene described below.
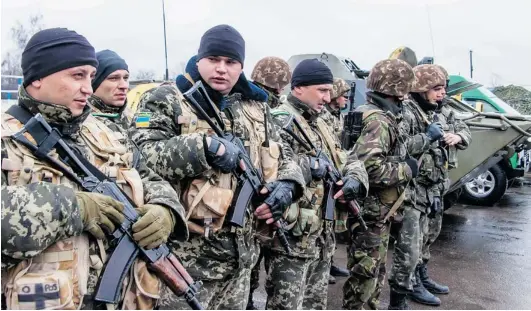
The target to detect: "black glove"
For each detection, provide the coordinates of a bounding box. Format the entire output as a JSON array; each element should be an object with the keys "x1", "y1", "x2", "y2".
[
  {"x1": 425, "y1": 122, "x2": 444, "y2": 143},
  {"x1": 263, "y1": 181, "x2": 296, "y2": 222},
  {"x1": 205, "y1": 135, "x2": 241, "y2": 173},
  {"x1": 429, "y1": 196, "x2": 442, "y2": 218},
  {"x1": 340, "y1": 176, "x2": 365, "y2": 201},
  {"x1": 405, "y1": 158, "x2": 419, "y2": 178},
  {"x1": 309, "y1": 156, "x2": 330, "y2": 180}
]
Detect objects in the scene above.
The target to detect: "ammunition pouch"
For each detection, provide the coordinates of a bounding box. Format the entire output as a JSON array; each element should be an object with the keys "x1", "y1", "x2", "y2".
[{"x1": 260, "y1": 141, "x2": 280, "y2": 183}]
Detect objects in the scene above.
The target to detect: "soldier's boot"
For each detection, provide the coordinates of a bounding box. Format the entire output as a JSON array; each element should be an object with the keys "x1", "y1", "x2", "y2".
[
  {"x1": 329, "y1": 274, "x2": 337, "y2": 284},
  {"x1": 388, "y1": 290, "x2": 410, "y2": 310},
  {"x1": 408, "y1": 269, "x2": 441, "y2": 306},
  {"x1": 246, "y1": 290, "x2": 257, "y2": 310},
  {"x1": 419, "y1": 260, "x2": 449, "y2": 295},
  {"x1": 330, "y1": 264, "x2": 350, "y2": 277}
]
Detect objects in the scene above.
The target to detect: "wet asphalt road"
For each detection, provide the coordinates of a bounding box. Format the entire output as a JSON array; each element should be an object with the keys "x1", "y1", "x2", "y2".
[{"x1": 252, "y1": 177, "x2": 531, "y2": 309}]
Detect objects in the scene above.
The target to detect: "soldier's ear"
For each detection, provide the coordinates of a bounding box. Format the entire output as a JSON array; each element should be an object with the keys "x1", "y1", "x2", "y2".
[{"x1": 30, "y1": 79, "x2": 43, "y2": 89}]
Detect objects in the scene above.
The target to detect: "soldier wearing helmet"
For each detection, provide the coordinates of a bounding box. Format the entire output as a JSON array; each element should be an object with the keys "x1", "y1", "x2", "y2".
[
  {"x1": 325, "y1": 78, "x2": 350, "y2": 139},
  {"x1": 251, "y1": 56, "x2": 292, "y2": 108},
  {"x1": 342, "y1": 59, "x2": 422, "y2": 310}
]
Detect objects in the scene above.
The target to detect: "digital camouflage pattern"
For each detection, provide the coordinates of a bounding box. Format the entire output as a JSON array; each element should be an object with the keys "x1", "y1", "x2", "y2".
[
  {"x1": 367, "y1": 59, "x2": 415, "y2": 97},
  {"x1": 129, "y1": 83, "x2": 305, "y2": 309},
  {"x1": 1, "y1": 87, "x2": 187, "y2": 309},
  {"x1": 251, "y1": 56, "x2": 292, "y2": 91},
  {"x1": 331, "y1": 77, "x2": 350, "y2": 100},
  {"x1": 87, "y1": 95, "x2": 131, "y2": 134},
  {"x1": 342, "y1": 89, "x2": 416, "y2": 308},
  {"x1": 411, "y1": 64, "x2": 447, "y2": 93},
  {"x1": 267, "y1": 94, "x2": 368, "y2": 309}
]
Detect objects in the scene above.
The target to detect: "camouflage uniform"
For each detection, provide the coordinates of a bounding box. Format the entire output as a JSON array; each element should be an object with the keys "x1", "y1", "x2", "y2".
[
  {"x1": 1, "y1": 87, "x2": 187, "y2": 310},
  {"x1": 342, "y1": 59, "x2": 416, "y2": 310},
  {"x1": 129, "y1": 83, "x2": 305, "y2": 310},
  {"x1": 251, "y1": 56, "x2": 292, "y2": 109},
  {"x1": 266, "y1": 94, "x2": 368, "y2": 310},
  {"x1": 87, "y1": 95, "x2": 130, "y2": 134}
]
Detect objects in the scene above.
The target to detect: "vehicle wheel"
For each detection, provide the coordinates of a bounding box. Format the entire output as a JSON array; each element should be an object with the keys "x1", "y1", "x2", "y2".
[{"x1": 461, "y1": 164, "x2": 507, "y2": 206}]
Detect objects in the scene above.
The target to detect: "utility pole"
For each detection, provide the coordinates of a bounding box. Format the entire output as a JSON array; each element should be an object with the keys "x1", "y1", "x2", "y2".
[
  {"x1": 162, "y1": 0, "x2": 169, "y2": 81},
  {"x1": 469, "y1": 49, "x2": 473, "y2": 79}
]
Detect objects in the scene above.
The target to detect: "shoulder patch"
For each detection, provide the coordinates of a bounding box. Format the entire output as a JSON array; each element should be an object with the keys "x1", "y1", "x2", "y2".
[{"x1": 135, "y1": 112, "x2": 152, "y2": 128}]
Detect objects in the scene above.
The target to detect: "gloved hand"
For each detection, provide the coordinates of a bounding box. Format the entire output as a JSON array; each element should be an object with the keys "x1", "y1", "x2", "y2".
[
  {"x1": 132, "y1": 204, "x2": 175, "y2": 249},
  {"x1": 405, "y1": 158, "x2": 419, "y2": 178},
  {"x1": 429, "y1": 196, "x2": 442, "y2": 218},
  {"x1": 338, "y1": 176, "x2": 364, "y2": 201},
  {"x1": 425, "y1": 122, "x2": 444, "y2": 143},
  {"x1": 310, "y1": 156, "x2": 330, "y2": 180},
  {"x1": 76, "y1": 192, "x2": 125, "y2": 240},
  {"x1": 261, "y1": 181, "x2": 296, "y2": 223},
  {"x1": 205, "y1": 135, "x2": 241, "y2": 173}
]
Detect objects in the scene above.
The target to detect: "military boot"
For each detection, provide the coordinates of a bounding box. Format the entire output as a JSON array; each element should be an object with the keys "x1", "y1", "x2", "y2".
[
  {"x1": 330, "y1": 264, "x2": 350, "y2": 277},
  {"x1": 419, "y1": 260, "x2": 449, "y2": 294},
  {"x1": 388, "y1": 290, "x2": 410, "y2": 310},
  {"x1": 408, "y1": 268, "x2": 441, "y2": 306},
  {"x1": 246, "y1": 290, "x2": 257, "y2": 310}
]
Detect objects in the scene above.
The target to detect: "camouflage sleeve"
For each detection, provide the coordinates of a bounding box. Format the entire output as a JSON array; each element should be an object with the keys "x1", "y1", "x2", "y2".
[
  {"x1": 401, "y1": 104, "x2": 431, "y2": 156},
  {"x1": 454, "y1": 118, "x2": 471, "y2": 150},
  {"x1": 341, "y1": 153, "x2": 369, "y2": 198},
  {"x1": 128, "y1": 85, "x2": 210, "y2": 184},
  {"x1": 134, "y1": 150, "x2": 189, "y2": 242},
  {"x1": 344, "y1": 115, "x2": 412, "y2": 189},
  {"x1": 1, "y1": 182, "x2": 83, "y2": 266},
  {"x1": 269, "y1": 112, "x2": 307, "y2": 198}
]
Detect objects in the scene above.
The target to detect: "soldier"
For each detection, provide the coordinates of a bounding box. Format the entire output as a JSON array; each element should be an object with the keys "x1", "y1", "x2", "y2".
[
  {"x1": 129, "y1": 24, "x2": 305, "y2": 310},
  {"x1": 389, "y1": 46, "x2": 419, "y2": 68},
  {"x1": 341, "y1": 59, "x2": 419, "y2": 310},
  {"x1": 1, "y1": 28, "x2": 187, "y2": 310},
  {"x1": 87, "y1": 49, "x2": 131, "y2": 133},
  {"x1": 251, "y1": 56, "x2": 292, "y2": 109},
  {"x1": 267, "y1": 58, "x2": 368, "y2": 310},
  {"x1": 416, "y1": 64, "x2": 471, "y2": 299}
]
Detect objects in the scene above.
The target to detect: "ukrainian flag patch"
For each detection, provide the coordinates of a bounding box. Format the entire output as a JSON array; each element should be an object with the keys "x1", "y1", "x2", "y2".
[{"x1": 135, "y1": 112, "x2": 152, "y2": 128}]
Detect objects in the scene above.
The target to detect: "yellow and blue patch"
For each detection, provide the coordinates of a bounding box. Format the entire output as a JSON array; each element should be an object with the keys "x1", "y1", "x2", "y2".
[{"x1": 135, "y1": 112, "x2": 152, "y2": 128}]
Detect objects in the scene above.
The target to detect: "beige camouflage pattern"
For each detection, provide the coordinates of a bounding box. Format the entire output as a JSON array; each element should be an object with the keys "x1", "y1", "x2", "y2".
[
  {"x1": 367, "y1": 59, "x2": 415, "y2": 97},
  {"x1": 331, "y1": 77, "x2": 350, "y2": 100},
  {"x1": 434, "y1": 64, "x2": 449, "y2": 79},
  {"x1": 1, "y1": 87, "x2": 187, "y2": 309},
  {"x1": 411, "y1": 64, "x2": 447, "y2": 93},
  {"x1": 87, "y1": 95, "x2": 131, "y2": 135},
  {"x1": 251, "y1": 56, "x2": 292, "y2": 91}
]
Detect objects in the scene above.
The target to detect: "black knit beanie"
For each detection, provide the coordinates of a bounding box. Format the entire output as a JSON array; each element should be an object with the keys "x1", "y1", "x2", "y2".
[
  {"x1": 291, "y1": 59, "x2": 333, "y2": 88},
  {"x1": 92, "y1": 49, "x2": 129, "y2": 91},
  {"x1": 197, "y1": 24, "x2": 245, "y2": 66},
  {"x1": 21, "y1": 27, "x2": 98, "y2": 87}
]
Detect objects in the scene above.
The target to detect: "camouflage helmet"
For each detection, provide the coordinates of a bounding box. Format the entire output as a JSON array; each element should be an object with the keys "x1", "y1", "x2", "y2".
[
  {"x1": 331, "y1": 78, "x2": 350, "y2": 100},
  {"x1": 434, "y1": 64, "x2": 449, "y2": 79},
  {"x1": 389, "y1": 46, "x2": 418, "y2": 68},
  {"x1": 367, "y1": 59, "x2": 415, "y2": 97},
  {"x1": 411, "y1": 64, "x2": 447, "y2": 93},
  {"x1": 251, "y1": 56, "x2": 292, "y2": 91}
]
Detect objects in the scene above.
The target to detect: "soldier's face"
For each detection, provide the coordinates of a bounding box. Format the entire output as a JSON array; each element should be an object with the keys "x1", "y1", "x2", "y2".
[
  {"x1": 28, "y1": 65, "x2": 96, "y2": 117},
  {"x1": 94, "y1": 69, "x2": 129, "y2": 107},
  {"x1": 426, "y1": 85, "x2": 445, "y2": 104},
  {"x1": 293, "y1": 84, "x2": 332, "y2": 113},
  {"x1": 336, "y1": 93, "x2": 349, "y2": 109},
  {"x1": 198, "y1": 56, "x2": 243, "y2": 95}
]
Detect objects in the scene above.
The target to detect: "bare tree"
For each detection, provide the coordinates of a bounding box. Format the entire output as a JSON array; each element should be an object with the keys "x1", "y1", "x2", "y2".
[
  {"x1": 1, "y1": 14, "x2": 44, "y2": 76},
  {"x1": 133, "y1": 69, "x2": 157, "y2": 80}
]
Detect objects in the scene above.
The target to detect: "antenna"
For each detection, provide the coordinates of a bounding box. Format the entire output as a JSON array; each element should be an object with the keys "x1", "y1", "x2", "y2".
[
  {"x1": 469, "y1": 50, "x2": 474, "y2": 79},
  {"x1": 162, "y1": 0, "x2": 169, "y2": 81},
  {"x1": 426, "y1": 4, "x2": 436, "y2": 57}
]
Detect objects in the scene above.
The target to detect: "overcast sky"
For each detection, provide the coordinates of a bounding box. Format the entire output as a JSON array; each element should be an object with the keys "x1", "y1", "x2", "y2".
[{"x1": 2, "y1": 0, "x2": 531, "y2": 89}]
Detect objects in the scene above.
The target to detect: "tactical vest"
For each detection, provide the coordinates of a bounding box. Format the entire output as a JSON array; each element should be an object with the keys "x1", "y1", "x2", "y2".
[
  {"x1": 1, "y1": 113, "x2": 159, "y2": 310},
  {"x1": 275, "y1": 102, "x2": 345, "y2": 243},
  {"x1": 173, "y1": 89, "x2": 280, "y2": 237}
]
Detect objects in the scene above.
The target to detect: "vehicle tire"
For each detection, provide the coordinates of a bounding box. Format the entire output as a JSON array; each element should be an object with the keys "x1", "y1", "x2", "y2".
[{"x1": 461, "y1": 163, "x2": 508, "y2": 206}]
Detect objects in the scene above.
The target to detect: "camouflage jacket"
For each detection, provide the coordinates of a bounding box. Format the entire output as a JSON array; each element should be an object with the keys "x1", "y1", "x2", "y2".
[
  {"x1": 437, "y1": 98, "x2": 472, "y2": 169},
  {"x1": 271, "y1": 94, "x2": 368, "y2": 257},
  {"x1": 87, "y1": 95, "x2": 130, "y2": 134},
  {"x1": 343, "y1": 92, "x2": 414, "y2": 221},
  {"x1": 1, "y1": 87, "x2": 187, "y2": 309},
  {"x1": 128, "y1": 83, "x2": 305, "y2": 278},
  {"x1": 324, "y1": 104, "x2": 344, "y2": 141}
]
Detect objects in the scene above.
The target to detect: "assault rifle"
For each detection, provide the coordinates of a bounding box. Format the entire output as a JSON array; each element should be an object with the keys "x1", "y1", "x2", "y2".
[
  {"x1": 6, "y1": 105, "x2": 203, "y2": 309},
  {"x1": 341, "y1": 82, "x2": 364, "y2": 150},
  {"x1": 280, "y1": 115, "x2": 367, "y2": 230},
  {"x1": 182, "y1": 81, "x2": 293, "y2": 255}
]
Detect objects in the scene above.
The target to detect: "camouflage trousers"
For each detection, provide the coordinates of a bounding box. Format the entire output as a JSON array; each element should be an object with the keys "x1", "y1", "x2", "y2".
[
  {"x1": 250, "y1": 245, "x2": 271, "y2": 293},
  {"x1": 388, "y1": 204, "x2": 424, "y2": 292},
  {"x1": 342, "y1": 220, "x2": 391, "y2": 310},
  {"x1": 265, "y1": 228, "x2": 335, "y2": 310},
  {"x1": 421, "y1": 209, "x2": 443, "y2": 262}
]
